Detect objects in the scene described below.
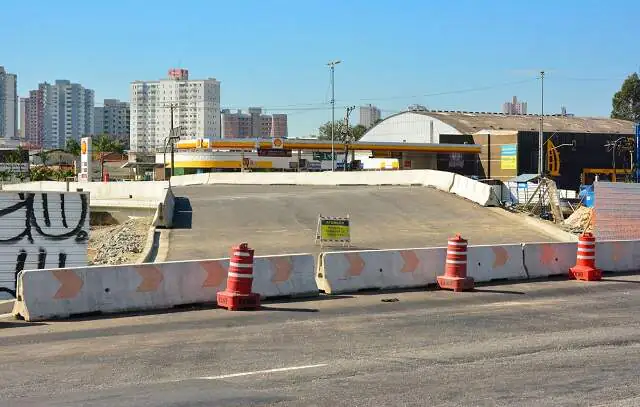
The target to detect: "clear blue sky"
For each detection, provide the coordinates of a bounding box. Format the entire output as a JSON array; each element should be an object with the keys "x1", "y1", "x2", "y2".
[{"x1": 2, "y1": 0, "x2": 638, "y2": 137}]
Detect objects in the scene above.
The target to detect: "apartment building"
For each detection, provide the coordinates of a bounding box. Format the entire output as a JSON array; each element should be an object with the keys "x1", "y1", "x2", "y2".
[
  {"x1": 221, "y1": 107, "x2": 288, "y2": 139},
  {"x1": 359, "y1": 104, "x2": 381, "y2": 128},
  {"x1": 130, "y1": 68, "x2": 221, "y2": 153},
  {"x1": 0, "y1": 66, "x2": 18, "y2": 139},
  {"x1": 502, "y1": 96, "x2": 527, "y2": 115},
  {"x1": 20, "y1": 80, "x2": 94, "y2": 149},
  {"x1": 94, "y1": 99, "x2": 130, "y2": 140}
]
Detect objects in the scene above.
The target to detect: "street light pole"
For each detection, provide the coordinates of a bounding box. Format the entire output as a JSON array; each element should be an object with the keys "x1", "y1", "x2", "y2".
[
  {"x1": 538, "y1": 71, "x2": 545, "y2": 176},
  {"x1": 327, "y1": 60, "x2": 341, "y2": 171}
]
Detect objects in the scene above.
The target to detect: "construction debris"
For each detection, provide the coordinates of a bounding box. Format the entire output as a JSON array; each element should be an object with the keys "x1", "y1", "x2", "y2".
[
  {"x1": 89, "y1": 217, "x2": 152, "y2": 265},
  {"x1": 562, "y1": 206, "x2": 592, "y2": 233}
]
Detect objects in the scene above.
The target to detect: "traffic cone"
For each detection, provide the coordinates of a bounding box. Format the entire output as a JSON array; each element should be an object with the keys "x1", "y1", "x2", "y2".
[
  {"x1": 437, "y1": 234, "x2": 474, "y2": 292},
  {"x1": 217, "y1": 243, "x2": 261, "y2": 310},
  {"x1": 569, "y1": 233, "x2": 602, "y2": 281}
]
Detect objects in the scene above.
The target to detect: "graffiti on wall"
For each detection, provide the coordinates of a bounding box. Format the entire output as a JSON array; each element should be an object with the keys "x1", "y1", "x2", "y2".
[{"x1": 0, "y1": 192, "x2": 89, "y2": 298}]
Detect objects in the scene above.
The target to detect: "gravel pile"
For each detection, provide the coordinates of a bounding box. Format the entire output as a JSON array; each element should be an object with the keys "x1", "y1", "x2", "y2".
[
  {"x1": 563, "y1": 206, "x2": 592, "y2": 233},
  {"x1": 90, "y1": 217, "x2": 151, "y2": 265}
]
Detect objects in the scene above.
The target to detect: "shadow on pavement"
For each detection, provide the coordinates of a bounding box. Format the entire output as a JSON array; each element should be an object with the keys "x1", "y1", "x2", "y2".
[
  {"x1": 171, "y1": 197, "x2": 193, "y2": 229},
  {"x1": 260, "y1": 305, "x2": 318, "y2": 313},
  {"x1": 0, "y1": 320, "x2": 47, "y2": 328},
  {"x1": 472, "y1": 288, "x2": 525, "y2": 295}
]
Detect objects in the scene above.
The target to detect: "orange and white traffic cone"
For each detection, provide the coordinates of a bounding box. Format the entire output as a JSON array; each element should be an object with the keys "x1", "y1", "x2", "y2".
[
  {"x1": 437, "y1": 234, "x2": 474, "y2": 292},
  {"x1": 217, "y1": 243, "x2": 261, "y2": 310},
  {"x1": 569, "y1": 232, "x2": 602, "y2": 281}
]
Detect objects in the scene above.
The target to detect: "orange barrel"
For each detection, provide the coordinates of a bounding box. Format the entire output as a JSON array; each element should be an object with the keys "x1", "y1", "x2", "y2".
[
  {"x1": 575, "y1": 232, "x2": 596, "y2": 269},
  {"x1": 226, "y1": 243, "x2": 255, "y2": 294},
  {"x1": 445, "y1": 234, "x2": 468, "y2": 278}
]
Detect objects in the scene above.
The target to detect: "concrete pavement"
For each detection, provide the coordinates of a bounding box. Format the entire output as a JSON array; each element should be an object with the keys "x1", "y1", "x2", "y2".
[
  {"x1": 1, "y1": 275, "x2": 640, "y2": 406},
  {"x1": 168, "y1": 185, "x2": 560, "y2": 260}
]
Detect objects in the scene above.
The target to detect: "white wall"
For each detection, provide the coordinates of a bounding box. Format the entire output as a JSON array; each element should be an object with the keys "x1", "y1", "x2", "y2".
[{"x1": 0, "y1": 191, "x2": 89, "y2": 299}]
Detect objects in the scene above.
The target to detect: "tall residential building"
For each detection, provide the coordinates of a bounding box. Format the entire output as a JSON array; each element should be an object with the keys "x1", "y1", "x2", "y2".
[
  {"x1": 502, "y1": 96, "x2": 527, "y2": 115},
  {"x1": 359, "y1": 104, "x2": 381, "y2": 128},
  {"x1": 20, "y1": 80, "x2": 94, "y2": 149},
  {"x1": 94, "y1": 99, "x2": 130, "y2": 140},
  {"x1": 20, "y1": 90, "x2": 40, "y2": 145},
  {"x1": 221, "y1": 107, "x2": 288, "y2": 139},
  {"x1": 130, "y1": 68, "x2": 221, "y2": 153},
  {"x1": 0, "y1": 66, "x2": 18, "y2": 139}
]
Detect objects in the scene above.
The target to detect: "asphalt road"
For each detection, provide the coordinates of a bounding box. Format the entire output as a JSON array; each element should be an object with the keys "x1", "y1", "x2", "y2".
[
  {"x1": 2, "y1": 275, "x2": 640, "y2": 406},
  {"x1": 168, "y1": 185, "x2": 558, "y2": 261}
]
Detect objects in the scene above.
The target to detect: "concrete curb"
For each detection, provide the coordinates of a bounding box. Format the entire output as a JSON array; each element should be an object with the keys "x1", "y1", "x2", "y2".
[
  {"x1": 137, "y1": 225, "x2": 159, "y2": 264},
  {"x1": 0, "y1": 299, "x2": 14, "y2": 314},
  {"x1": 489, "y1": 207, "x2": 578, "y2": 242}
]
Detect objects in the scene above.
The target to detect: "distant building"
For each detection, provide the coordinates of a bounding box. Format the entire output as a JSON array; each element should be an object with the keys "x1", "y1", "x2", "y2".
[
  {"x1": 359, "y1": 104, "x2": 381, "y2": 128},
  {"x1": 502, "y1": 96, "x2": 527, "y2": 115},
  {"x1": 221, "y1": 107, "x2": 288, "y2": 139},
  {"x1": 0, "y1": 66, "x2": 18, "y2": 139},
  {"x1": 94, "y1": 99, "x2": 130, "y2": 143},
  {"x1": 130, "y1": 68, "x2": 221, "y2": 153},
  {"x1": 21, "y1": 80, "x2": 94, "y2": 149}
]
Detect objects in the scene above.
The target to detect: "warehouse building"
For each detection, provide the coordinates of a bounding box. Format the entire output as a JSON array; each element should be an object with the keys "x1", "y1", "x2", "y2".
[{"x1": 361, "y1": 110, "x2": 635, "y2": 189}]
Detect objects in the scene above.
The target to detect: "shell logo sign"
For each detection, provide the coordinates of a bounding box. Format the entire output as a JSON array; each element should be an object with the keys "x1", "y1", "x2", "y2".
[
  {"x1": 272, "y1": 138, "x2": 283, "y2": 149},
  {"x1": 81, "y1": 140, "x2": 87, "y2": 155}
]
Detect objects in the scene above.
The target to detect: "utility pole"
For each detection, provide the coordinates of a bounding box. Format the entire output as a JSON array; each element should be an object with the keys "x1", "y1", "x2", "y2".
[
  {"x1": 538, "y1": 71, "x2": 545, "y2": 177},
  {"x1": 327, "y1": 60, "x2": 341, "y2": 171},
  {"x1": 343, "y1": 105, "x2": 355, "y2": 171}
]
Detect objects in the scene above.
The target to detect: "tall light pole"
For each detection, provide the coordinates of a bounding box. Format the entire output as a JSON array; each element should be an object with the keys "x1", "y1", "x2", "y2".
[
  {"x1": 327, "y1": 60, "x2": 341, "y2": 171},
  {"x1": 538, "y1": 71, "x2": 545, "y2": 176}
]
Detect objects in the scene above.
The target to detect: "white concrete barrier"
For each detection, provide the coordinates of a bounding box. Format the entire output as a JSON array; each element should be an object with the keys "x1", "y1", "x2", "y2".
[
  {"x1": 12, "y1": 253, "x2": 317, "y2": 321},
  {"x1": 466, "y1": 244, "x2": 526, "y2": 282},
  {"x1": 450, "y1": 174, "x2": 498, "y2": 206},
  {"x1": 317, "y1": 247, "x2": 445, "y2": 294},
  {"x1": 596, "y1": 240, "x2": 640, "y2": 272},
  {"x1": 423, "y1": 170, "x2": 455, "y2": 192},
  {"x1": 169, "y1": 173, "x2": 211, "y2": 187},
  {"x1": 522, "y1": 242, "x2": 577, "y2": 278}
]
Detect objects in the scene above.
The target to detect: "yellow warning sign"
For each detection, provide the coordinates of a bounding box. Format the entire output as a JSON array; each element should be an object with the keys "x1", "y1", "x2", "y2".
[{"x1": 315, "y1": 215, "x2": 351, "y2": 246}]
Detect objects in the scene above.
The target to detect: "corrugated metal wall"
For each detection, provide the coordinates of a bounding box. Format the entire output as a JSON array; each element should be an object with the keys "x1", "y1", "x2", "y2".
[
  {"x1": 594, "y1": 182, "x2": 640, "y2": 240},
  {"x1": 0, "y1": 191, "x2": 89, "y2": 298}
]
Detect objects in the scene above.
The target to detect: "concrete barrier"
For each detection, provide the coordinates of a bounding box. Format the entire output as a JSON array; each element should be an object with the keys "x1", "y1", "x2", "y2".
[
  {"x1": 13, "y1": 253, "x2": 317, "y2": 321},
  {"x1": 522, "y1": 242, "x2": 577, "y2": 278},
  {"x1": 318, "y1": 244, "x2": 527, "y2": 294},
  {"x1": 423, "y1": 170, "x2": 455, "y2": 192},
  {"x1": 466, "y1": 244, "x2": 527, "y2": 282},
  {"x1": 596, "y1": 240, "x2": 640, "y2": 272},
  {"x1": 450, "y1": 174, "x2": 498, "y2": 206},
  {"x1": 317, "y1": 247, "x2": 445, "y2": 294}
]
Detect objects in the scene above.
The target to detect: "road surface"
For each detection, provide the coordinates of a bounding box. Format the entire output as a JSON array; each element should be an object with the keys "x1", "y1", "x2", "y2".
[
  {"x1": 168, "y1": 185, "x2": 558, "y2": 260},
  {"x1": 1, "y1": 275, "x2": 639, "y2": 406}
]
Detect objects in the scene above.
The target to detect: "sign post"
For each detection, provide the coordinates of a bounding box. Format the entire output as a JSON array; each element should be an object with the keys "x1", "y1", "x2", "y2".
[
  {"x1": 315, "y1": 214, "x2": 351, "y2": 247},
  {"x1": 79, "y1": 137, "x2": 92, "y2": 182}
]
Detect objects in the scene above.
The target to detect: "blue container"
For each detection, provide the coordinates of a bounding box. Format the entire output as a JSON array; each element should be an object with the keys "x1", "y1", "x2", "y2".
[{"x1": 579, "y1": 185, "x2": 595, "y2": 208}]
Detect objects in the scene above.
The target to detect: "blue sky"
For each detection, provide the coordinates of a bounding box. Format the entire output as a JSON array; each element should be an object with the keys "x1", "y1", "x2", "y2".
[{"x1": 2, "y1": 0, "x2": 638, "y2": 137}]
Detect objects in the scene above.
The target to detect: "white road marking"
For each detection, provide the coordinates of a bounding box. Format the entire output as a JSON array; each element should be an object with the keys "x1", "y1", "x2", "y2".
[{"x1": 195, "y1": 363, "x2": 328, "y2": 380}]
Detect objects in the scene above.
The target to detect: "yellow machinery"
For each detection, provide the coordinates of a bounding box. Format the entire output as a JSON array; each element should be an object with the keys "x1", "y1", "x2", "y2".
[{"x1": 581, "y1": 168, "x2": 633, "y2": 184}]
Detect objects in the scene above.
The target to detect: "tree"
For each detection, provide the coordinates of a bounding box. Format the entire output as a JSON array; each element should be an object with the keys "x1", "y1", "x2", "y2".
[
  {"x1": 65, "y1": 138, "x2": 81, "y2": 156},
  {"x1": 611, "y1": 73, "x2": 640, "y2": 122},
  {"x1": 351, "y1": 124, "x2": 367, "y2": 142},
  {"x1": 93, "y1": 134, "x2": 125, "y2": 180},
  {"x1": 317, "y1": 121, "x2": 368, "y2": 143}
]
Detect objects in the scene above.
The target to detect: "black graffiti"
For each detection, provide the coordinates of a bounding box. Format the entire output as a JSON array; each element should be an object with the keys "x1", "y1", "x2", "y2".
[
  {"x1": 0, "y1": 192, "x2": 87, "y2": 298},
  {"x1": 0, "y1": 192, "x2": 88, "y2": 243}
]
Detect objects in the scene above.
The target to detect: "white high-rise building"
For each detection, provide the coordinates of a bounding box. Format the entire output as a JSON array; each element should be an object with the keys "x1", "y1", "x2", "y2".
[
  {"x1": 359, "y1": 104, "x2": 381, "y2": 128},
  {"x1": 130, "y1": 68, "x2": 221, "y2": 153},
  {"x1": 31, "y1": 80, "x2": 95, "y2": 149},
  {"x1": 94, "y1": 99, "x2": 130, "y2": 139},
  {"x1": 0, "y1": 66, "x2": 18, "y2": 139}
]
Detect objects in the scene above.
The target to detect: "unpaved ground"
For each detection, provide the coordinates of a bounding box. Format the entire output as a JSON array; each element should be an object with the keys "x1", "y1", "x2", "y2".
[{"x1": 88, "y1": 217, "x2": 152, "y2": 265}]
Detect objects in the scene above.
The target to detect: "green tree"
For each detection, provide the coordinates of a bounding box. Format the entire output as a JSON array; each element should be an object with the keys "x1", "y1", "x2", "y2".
[
  {"x1": 93, "y1": 134, "x2": 125, "y2": 180},
  {"x1": 351, "y1": 124, "x2": 367, "y2": 142},
  {"x1": 65, "y1": 138, "x2": 81, "y2": 156},
  {"x1": 317, "y1": 121, "x2": 348, "y2": 142},
  {"x1": 611, "y1": 73, "x2": 640, "y2": 122}
]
